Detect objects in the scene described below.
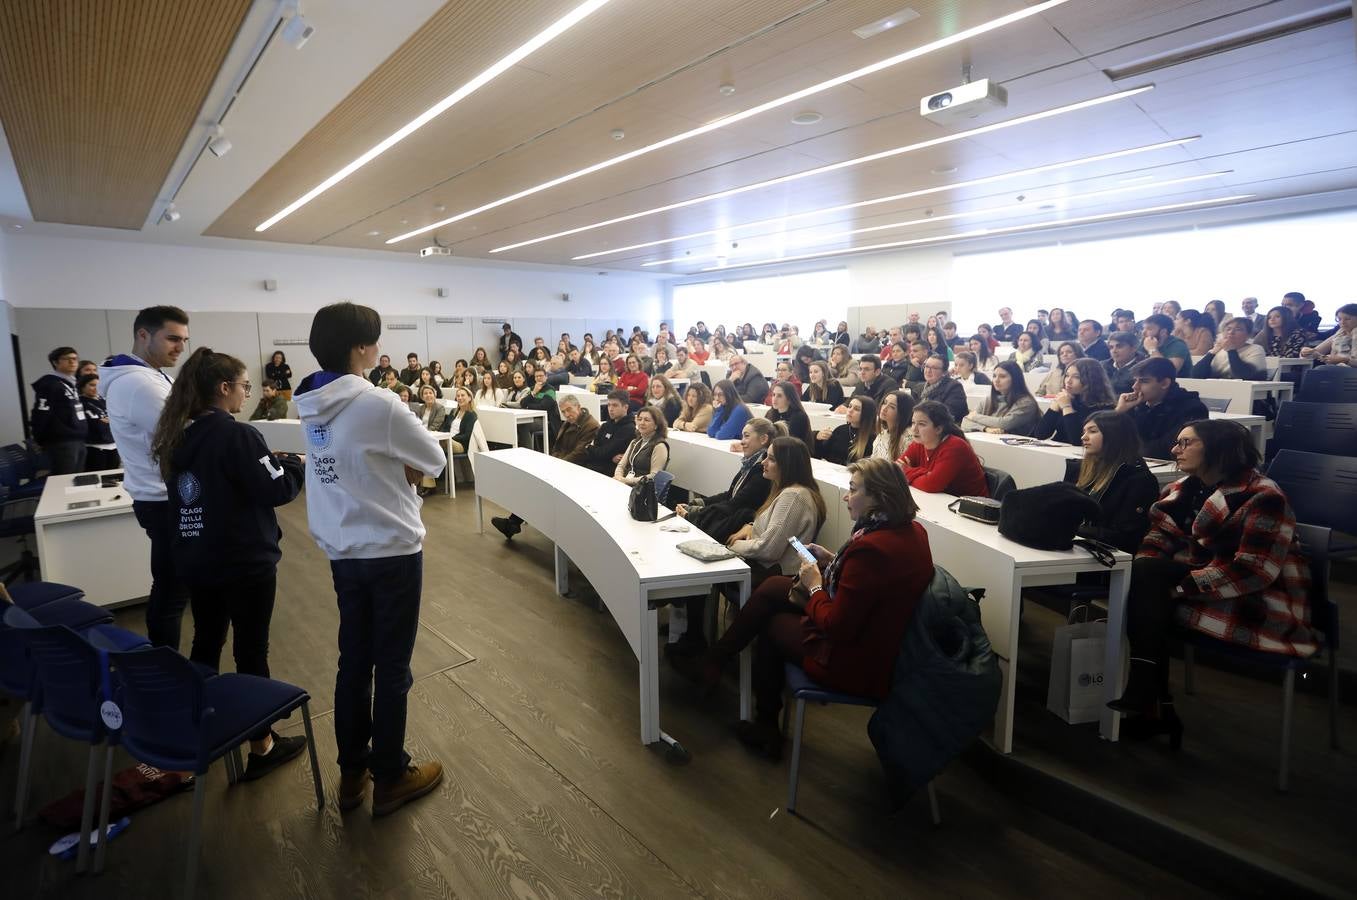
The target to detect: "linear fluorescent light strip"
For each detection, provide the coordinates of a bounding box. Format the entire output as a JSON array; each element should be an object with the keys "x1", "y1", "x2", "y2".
[
  {"x1": 581, "y1": 137, "x2": 1200, "y2": 262},
  {"x1": 255, "y1": 0, "x2": 615, "y2": 232},
  {"x1": 489, "y1": 84, "x2": 1153, "y2": 254},
  {"x1": 699, "y1": 195, "x2": 1256, "y2": 271},
  {"x1": 642, "y1": 170, "x2": 1231, "y2": 266},
  {"x1": 387, "y1": 0, "x2": 1076, "y2": 244}
]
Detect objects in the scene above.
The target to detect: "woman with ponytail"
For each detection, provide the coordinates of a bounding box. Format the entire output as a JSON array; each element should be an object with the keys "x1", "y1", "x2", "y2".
[{"x1": 152, "y1": 347, "x2": 309, "y2": 781}]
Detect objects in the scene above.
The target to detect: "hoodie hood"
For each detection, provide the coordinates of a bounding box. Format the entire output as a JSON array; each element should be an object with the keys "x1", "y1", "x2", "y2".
[
  {"x1": 99, "y1": 353, "x2": 169, "y2": 393},
  {"x1": 172, "y1": 408, "x2": 232, "y2": 472}
]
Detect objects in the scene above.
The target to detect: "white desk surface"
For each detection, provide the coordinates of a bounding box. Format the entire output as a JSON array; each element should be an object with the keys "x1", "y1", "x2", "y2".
[
  {"x1": 35, "y1": 470, "x2": 134, "y2": 524},
  {"x1": 964, "y1": 432, "x2": 1180, "y2": 490},
  {"x1": 475, "y1": 448, "x2": 750, "y2": 752}
]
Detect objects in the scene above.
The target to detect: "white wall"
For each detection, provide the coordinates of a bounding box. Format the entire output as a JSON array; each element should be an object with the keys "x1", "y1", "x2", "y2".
[
  {"x1": 6, "y1": 233, "x2": 664, "y2": 320},
  {"x1": 671, "y1": 204, "x2": 1357, "y2": 337},
  {"x1": 0, "y1": 233, "x2": 667, "y2": 440}
]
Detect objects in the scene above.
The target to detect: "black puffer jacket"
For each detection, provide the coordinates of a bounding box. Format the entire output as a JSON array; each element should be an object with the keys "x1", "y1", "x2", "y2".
[{"x1": 1063, "y1": 458, "x2": 1163, "y2": 554}]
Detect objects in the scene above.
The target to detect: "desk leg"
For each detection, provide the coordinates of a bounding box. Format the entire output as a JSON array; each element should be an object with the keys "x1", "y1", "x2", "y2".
[
  {"x1": 444, "y1": 441, "x2": 453, "y2": 497},
  {"x1": 992, "y1": 571, "x2": 1023, "y2": 755},
  {"x1": 1100, "y1": 566, "x2": 1130, "y2": 743},
  {"x1": 639, "y1": 603, "x2": 661, "y2": 745},
  {"x1": 738, "y1": 576, "x2": 752, "y2": 723},
  {"x1": 475, "y1": 495, "x2": 484, "y2": 534},
  {"x1": 554, "y1": 544, "x2": 569, "y2": 596}
]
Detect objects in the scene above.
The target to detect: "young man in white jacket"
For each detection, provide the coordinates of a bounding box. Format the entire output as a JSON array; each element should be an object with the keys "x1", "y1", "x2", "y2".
[
  {"x1": 99, "y1": 306, "x2": 190, "y2": 648},
  {"x1": 293, "y1": 302, "x2": 447, "y2": 817}
]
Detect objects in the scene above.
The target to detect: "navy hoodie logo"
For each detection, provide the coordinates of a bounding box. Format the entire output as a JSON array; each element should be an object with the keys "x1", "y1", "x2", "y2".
[
  {"x1": 307, "y1": 421, "x2": 333, "y2": 452},
  {"x1": 177, "y1": 472, "x2": 201, "y2": 505}
]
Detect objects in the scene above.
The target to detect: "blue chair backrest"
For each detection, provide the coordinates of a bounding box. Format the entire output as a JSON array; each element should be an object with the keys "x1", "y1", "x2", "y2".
[
  {"x1": 0, "y1": 603, "x2": 35, "y2": 696},
  {"x1": 1297, "y1": 366, "x2": 1357, "y2": 404},
  {"x1": 1267, "y1": 450, "x2": 1357, "y2": 538},
  {"x1": 108, "y1": 646, "x2": 208, "y2": 762},
  {"x1": 18, "y1": 624, "x2": 108, "y2": 742},
  {"x1": 1295, "y1": 523, "x2": 1338, "y2": 653},
  {"x1": 1271, "y1": 401, "x2": 1357, "y2": 457}
]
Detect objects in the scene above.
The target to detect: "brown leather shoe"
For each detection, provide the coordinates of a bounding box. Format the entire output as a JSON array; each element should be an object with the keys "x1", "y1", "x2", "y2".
[
  {"x1": 338, "y1": 769, "x2": 370, "y2": 812},
  {"x1": 372, "y1": 761, "x2": 443, "y2": 817}
]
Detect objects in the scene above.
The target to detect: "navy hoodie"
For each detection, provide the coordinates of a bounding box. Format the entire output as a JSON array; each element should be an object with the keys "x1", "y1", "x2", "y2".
[
  {"x1": 167, "y1": 408, "x2": 304, "y2": 580},
  {"x1": 30, "y1": 373, "x2": 86, "y2": 444}
]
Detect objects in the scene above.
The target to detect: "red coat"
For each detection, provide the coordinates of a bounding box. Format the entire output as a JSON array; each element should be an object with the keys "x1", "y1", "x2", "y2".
[
  {"x1": 618, "y1": 370, "x2": 648, "y2": 405},
  {"x1": 899, "y1": 435, "x2": 989, "y2": 496},
  {"x1": 1139, "y1": 470, "x2": 1318, "y2": 656},
  {"x1": 802, "y1": 521, "x2": 933, "y2": 698}
]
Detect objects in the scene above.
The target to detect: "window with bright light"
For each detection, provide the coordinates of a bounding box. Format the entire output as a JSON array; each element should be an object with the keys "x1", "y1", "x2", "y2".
[{"x1": 672, "y1": 268, "x2": 850, "y2": 335}]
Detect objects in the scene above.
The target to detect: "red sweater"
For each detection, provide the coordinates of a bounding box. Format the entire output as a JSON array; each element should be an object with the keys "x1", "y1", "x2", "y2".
[
  {"x1": 802, "y1": 521, "x2": 933, "y2": 698},
  {"x1": 689, "y1": 348, "x2": 710, "y2": 365},
  {"x1": 899, "y1": 435, "x2": 989, "y2": 496},
  {"x1": 618, "y1": 370, "x2": 649, "y2": 405}
]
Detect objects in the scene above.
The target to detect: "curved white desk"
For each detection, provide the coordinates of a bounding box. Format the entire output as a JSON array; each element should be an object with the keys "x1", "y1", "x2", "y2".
[{"x1": 474, "y1": 448, "x2": 752, "y2": 758}]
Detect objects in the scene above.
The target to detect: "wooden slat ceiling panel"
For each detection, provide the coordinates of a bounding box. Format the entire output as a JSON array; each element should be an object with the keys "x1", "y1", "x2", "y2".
[{"x1": 0, "y1": 0, "x2": 252, "y2": 229}]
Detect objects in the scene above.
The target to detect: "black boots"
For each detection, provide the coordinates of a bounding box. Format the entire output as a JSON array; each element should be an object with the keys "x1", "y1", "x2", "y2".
[
  {"x1": 1109, "y1": 657, "x2": 1183, "y2": 750},
  {"x1": 1107, "y1": 657, "x2": 1161, "y2": 714},
  {"x1": 491, "y1": 516, "x2": 521, "y2": 540}
]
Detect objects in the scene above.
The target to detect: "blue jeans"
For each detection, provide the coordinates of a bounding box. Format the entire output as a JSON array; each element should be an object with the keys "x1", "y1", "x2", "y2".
[{"x1": 330, "y1": 552, "x2": 423, "y2": 784}]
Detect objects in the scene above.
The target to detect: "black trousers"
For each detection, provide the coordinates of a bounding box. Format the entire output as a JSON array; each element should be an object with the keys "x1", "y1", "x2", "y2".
[
  {"x1": 1126, "y1": 556, "x2": 1195, "y2": 695},
  {"x1": 189, "y1": 570, "x2": 278, "y2": 740},
  {"x1": 46, "y1": 441, "x2": 86, "y2": 475},
  {"x1": 132, "y1": 500, "x2": 190, "y2": 650}
]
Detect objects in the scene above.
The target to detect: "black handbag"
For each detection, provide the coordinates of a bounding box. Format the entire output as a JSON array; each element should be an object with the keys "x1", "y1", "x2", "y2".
[
  {"x1": 628, "y1": 476, "x2": 658, "y2": 521},
  {"x1": 997, "y1": 482, "x2": 1100, "y2": 551}
]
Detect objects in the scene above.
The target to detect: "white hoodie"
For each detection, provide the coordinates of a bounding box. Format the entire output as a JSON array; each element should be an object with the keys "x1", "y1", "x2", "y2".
[
  {"x1": 99, "y1": 354, "x2": 173, "y2": 502},
  {"x1": 293, "y1": 372, "x2": 447, "y2": 560}
]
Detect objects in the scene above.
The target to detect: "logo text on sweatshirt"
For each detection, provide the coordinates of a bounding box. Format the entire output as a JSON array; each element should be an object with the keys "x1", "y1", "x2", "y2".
[{"x1": 178, "y1": 506, "x2": 203, "y2": 539}]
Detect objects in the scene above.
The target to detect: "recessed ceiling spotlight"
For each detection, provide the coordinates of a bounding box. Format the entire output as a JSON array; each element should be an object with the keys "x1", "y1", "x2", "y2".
[
  {"x1": 853, "y1": 7, "x2": 921, "y2": 39},
  {"x1": 11, "y1": 223, "x2": 22, "y2": 229},
  {"x1": 433, "y1": 204, "x2": 446, "y2": 213},
  {"x1": 610, "y1": 129, "x2": 625, "y2": 141},
  {"x1": 930, "y1": 165, "x2": 957, "y2": 175},
  {"x1": 791, "y1": 112, "x2": 823, "y2": 126},
  {"x1": 399, "y1": 218, "x2": 408, "y2": 225},
  {"x1": 367, "y1": 230, "x2": 382, "y2": 236},
  {"x1": 718, "y1": 83, "x2": 735, "y2": 96}
]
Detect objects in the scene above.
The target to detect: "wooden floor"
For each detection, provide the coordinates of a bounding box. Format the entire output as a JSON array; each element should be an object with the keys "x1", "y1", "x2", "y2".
[{"x1": 3, "y1": 486, "x2": 1338, "y2": 899}]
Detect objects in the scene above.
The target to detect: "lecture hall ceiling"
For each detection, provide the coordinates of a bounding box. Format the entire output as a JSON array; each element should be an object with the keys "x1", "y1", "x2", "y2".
[{"x1": 2, "y1": 0, "x2": 1354, "y2": 273}]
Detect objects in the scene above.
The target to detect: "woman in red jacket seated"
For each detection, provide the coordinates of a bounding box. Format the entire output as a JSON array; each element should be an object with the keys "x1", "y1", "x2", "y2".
[
  {"x1": 899, "y1": 400, "x2": 989, "y2": 496},
  {"x1": 673, "y1": 458, "x2": 933, "y2": 759},
  {"x1": 617, "y1": 353, "x2": 649, "y2": 410}
]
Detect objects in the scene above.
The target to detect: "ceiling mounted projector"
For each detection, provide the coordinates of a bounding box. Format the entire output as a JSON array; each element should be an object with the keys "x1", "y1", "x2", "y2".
[
  {"x1": 419, "y1": 245, "x2": 452, "y2": 258},
  {"x1": 920, "y1": 78, "x2": 1007, "y2": 124}
]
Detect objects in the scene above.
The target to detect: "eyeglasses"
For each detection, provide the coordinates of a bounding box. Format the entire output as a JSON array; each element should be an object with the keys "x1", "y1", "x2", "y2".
[
  {"x1": 1171, "y1": 438, "x2": 1200, "y2": 450},
  {"x1": 230, "y1": 382, "x2": 253, "y2": 396}
]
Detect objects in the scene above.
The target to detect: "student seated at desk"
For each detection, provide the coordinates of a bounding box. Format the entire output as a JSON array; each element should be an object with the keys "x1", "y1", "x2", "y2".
[
  {"x1": 1190, "y1": 316, "x2": 1266, "y2": 380},
  {"x1": 492, "y1": 394, "x2": 598, "y2": 540},
  {"x1": 618, "y1": 354, "x2": 650, "y2": 410},
  {"x1": 725, "y1": 436, "x2": 826, "y2": 588},
  {"x1": 248, "y1": 381, "x2": 289, "y2": 421},
  {"x1": 766, "y1": 380, "x2": 812, "y2": 449},
  {"x1": 474, "y1": 370, "x2": 505, "y2": 408},
  {"x1": 394, "y1": 384, "x2": 413, "y2": 406},
  {"x1": 872, "y1": 390, "x2": 914, "y2": 462},
  {"x1": 707, "y1": 379, "x2": 752, "y2": 440},
  {"x1": 674, "y1": 381, "x2": 714, "y2": 432},
  {"x1": 1109, "y1": 419, "x2": 1318, "y2": 746},
  {"x1": 1062, "y1": 411, "x2": 1160, "y2": 554},
  {"x1": 674, "y1": 417, "x2": 775, "y2": 545},
  {"x1": 579, "y1": 390, "x2": 636, "y2": 477},
  {"x1": 962, "y1": 360, "x2": 1039, "y2": 435},
  {"x1": 501, "y1": 370, "x2": 532, "y2": 407},
  {"x1": 645, "y1": 375, "x2": 682, "y2": 426},
  {"x1": 1009, "y1": 330, "x2": 1043, "y2": 371},
  {"x1": 900, "y1": 400, "x2": 988, "y2": 496},
  {"x1": 442, "y1": 386, "x2": 479, "y2": 457},
  {"x1": 1114, "y1": 357, "x2": 1209, "y2": 459},
  {"x1": 1301, "y1": 303, "x2": 1356, "y2": 366},
  {"x1": 1033, "y1": 358, "x2": 1116, "y2": 446},
  {"x1": 802, "y1": 360, "x2": 844, "y2": 407},
  {"x1": 1037, "y1": 341, "x2": 1084, "y2": 396},
  {"x1": 828, "y1": 344, "x2": 858, "y2": 389},
  {"x1": 815, "y1": 396, "x2": 876, "y2": 465},
  {"x1": 673, "y1": 458, "x2": 930, "y2": 760},
  {"x1": 614, "y1": 407, "x2": 669, "y2": 485},
  {"x1": 950, "y1": 350, "x2": 992, "y2": 388}
]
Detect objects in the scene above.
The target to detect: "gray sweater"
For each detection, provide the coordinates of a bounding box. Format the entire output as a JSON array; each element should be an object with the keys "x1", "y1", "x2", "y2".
[
  {"x1": 962, "y1": 394, "x2": 1040, "y2": 436},
  {"x1": 730, "y1": 484, "x2": 821, "y2": 574}
]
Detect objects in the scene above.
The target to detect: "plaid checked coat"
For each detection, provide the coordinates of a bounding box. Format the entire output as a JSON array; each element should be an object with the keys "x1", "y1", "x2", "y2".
[{"x1": 1138, "y1": 470, "x2": 1319, "y2": 657}]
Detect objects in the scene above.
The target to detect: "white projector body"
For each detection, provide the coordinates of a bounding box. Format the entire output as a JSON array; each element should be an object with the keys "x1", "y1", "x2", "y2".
[
  {"x1": 920, "y1": 78, "x2": 1008, "y2": 124},
  {"x1": 419, "y1": 245, "x2": 452, "y2": 258}
]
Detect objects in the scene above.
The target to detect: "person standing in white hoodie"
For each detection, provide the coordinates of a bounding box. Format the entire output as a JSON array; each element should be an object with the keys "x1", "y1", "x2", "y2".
[
  {"x1": 293, "y1": 302, "x2": 447, "y2": 818},
  {"x1": 99, "y1": 305, "x2": 190, "y2": 648}
]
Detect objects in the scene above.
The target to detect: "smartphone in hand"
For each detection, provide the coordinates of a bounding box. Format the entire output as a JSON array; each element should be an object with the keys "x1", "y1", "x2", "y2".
[{"x1": 788, "y1": 536, "x2": 817, "y2": 566}]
